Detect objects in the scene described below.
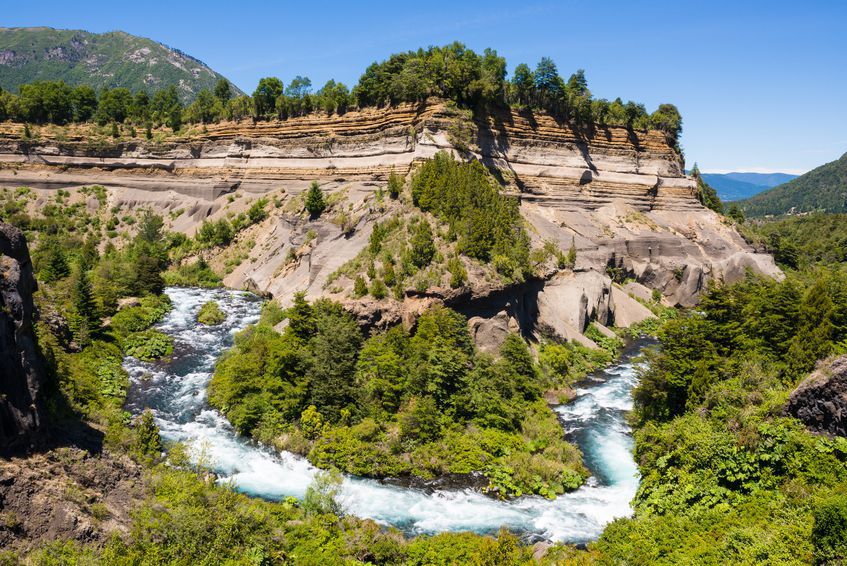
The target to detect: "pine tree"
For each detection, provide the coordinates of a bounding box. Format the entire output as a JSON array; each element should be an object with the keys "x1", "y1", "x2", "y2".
[
  {"x1": 305, "y1": 181, "x2": 326, "y2": 217},
  {"x1": 409, "y1": 219, "x2": 435, "y2": 268},
  {"x1": 134, "y1": 409, "x2": 162, "y2": 459},
  {"x1": 353, "y1": 276, "x2": 368, "y2": 298},
  {"x1": 566, "y1": 236, "x2": 577, "y2": 268},
  {"x1": 40, "y1": 240, "x2": 70, "y2": 283}
]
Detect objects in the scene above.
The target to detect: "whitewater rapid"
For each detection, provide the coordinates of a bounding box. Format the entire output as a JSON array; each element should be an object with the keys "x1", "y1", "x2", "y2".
[{"x1": 124, "y1": 287, "x2": 646, "y2": 543}]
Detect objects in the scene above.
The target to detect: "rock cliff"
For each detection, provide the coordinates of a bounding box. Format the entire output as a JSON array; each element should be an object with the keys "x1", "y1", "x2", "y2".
[
  {"x1": 0, "y1": 101, "x2": 780, "y2": 345},
  {"x1": 787, "y1": 355, "x2": 847, "y2": 437},
  {"x1": 0, "y1": 221, "x2": 47, "y2": 451}
]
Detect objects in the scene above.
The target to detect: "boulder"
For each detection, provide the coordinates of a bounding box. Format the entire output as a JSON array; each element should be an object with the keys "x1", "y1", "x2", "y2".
[
  {"x1": 787, "y1": 355, "x2": 847, "y2": 437},
  {"x1": 611, "y1": 287, "x2": 655, "y2": 328}
]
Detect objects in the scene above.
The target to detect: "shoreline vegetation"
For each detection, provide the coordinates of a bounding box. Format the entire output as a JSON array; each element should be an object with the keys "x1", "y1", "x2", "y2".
[{"x1": 1, "y1": 40, "x2": 845, "y2": 565}]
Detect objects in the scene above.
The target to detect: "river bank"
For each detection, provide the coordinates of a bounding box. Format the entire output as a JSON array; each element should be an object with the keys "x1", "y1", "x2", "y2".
[{"x1": 124, "y1": 287, "x2": 650, "y2": 542}]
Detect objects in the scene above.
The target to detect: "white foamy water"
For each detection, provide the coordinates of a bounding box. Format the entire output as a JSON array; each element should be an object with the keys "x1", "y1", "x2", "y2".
[{"x1": 124, "y1": 287, "x2": 647, "y2": 543}]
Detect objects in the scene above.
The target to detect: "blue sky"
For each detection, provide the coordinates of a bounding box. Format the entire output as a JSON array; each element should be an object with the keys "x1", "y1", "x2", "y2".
[{"x1": 4, "y1": 0, "x2": 846, "y2": 174}]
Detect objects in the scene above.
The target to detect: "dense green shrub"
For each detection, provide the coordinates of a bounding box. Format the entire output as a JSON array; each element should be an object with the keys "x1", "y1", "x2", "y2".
[
  {"x1": 197, "y1": 300, "x2": 226, "y2": 325},
  {"x1": 209, "y1": 297, "x2": 586, "y2": 498},
  {"x1": 411, "y1": 152, "x2": 529, "y2": 275},
  {"x1": 123, "y1": 329, "x2": 174, "y2": 361},
  {"x1": 110, "y1": 294, "x2": 172, "y2": 336}
]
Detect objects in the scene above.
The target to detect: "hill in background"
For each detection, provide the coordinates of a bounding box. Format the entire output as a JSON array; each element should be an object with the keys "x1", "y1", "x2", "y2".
[
  {"x1": 739, "y1": 153, "x2": 847, "y2": 216},
  {"x1": 700, "y1": 172, "x2": 797, "y2": 201},
  {"x1": 0, "y1": 27, "x2": 242, "y2": 102}
]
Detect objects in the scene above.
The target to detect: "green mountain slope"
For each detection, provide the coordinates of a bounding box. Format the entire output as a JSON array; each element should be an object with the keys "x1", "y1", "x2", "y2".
[
  {"x1": 740, "y1": 152, "x2": 847, "y2": 216},
  {"x1": 0, "y1": 27, "x2": 242, "y2": 102}
]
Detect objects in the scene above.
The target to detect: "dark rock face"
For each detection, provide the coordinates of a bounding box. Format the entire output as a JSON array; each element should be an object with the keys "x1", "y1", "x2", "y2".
[
  {"x1": 0, "y1": 221, "x2": 47, "y2": 451},
  {"x1": 787, "y1": 355, "x2": 847, "y2": 437}
]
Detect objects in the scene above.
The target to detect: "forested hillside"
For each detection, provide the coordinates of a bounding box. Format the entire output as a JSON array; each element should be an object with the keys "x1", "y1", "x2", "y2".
[
  {"x1": 0, "y1": 27, "x2": 241, "y2": 102},
  {"x1": 740, "y1": 153, "x2": 847, "y2": 216}
]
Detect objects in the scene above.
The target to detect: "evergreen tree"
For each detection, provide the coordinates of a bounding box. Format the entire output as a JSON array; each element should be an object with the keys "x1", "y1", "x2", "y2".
[
  {"x1": 566, "y1": 237, "x2": 577, "y2": 268},
  {"x1": 409, "y1": 219, "x2": 435, "y2": 268},
  {"x1": 353, "y1": 276, "x2": 368, "y2": 298},
  {"x1": 214, "y1": 78, "x2": 233, "y2": 103},
  {"x1": 39, "y1": 239, "x2": 70, "y2": 283},
  {"x1": 134, "y1": 409, "x2": 162, "y2": 459},
  {"x1": 305, "y1": 181, "x2": 326, "y2": 217},
  {"x1": 288, "y1": 292, "x2": 317, "y2": 339}
]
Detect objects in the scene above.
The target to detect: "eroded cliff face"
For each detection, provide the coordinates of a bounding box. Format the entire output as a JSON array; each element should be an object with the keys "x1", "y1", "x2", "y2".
[
  {"x1": 0, "y1": 221, "x2": 47, "y2": 451},
  {"x1": 0, "y1": 101, "x2": 780, "y2": 346}
]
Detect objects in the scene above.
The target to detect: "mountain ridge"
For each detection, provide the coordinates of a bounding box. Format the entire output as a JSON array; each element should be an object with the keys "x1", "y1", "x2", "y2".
[
  {"x1": 699, "y1": 172, "x2": 797, "y2": 201},
  {"x1": 739, "y1": 153, "x2": 847, "y2": 216},
  {"x1": 0, "y1": 27, "x2": 242, "y2": 102}
]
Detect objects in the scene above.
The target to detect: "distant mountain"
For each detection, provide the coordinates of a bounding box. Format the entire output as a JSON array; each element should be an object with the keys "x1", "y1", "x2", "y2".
[
  {"x1": 739, "y1": 153, "x2": 847, "y2": 216},
  {"x1": 700, "y1": 172, "x2": 798, "y2": 201},
  {"x1": 723, "y1": 172, "x2": 797, "y2": 187},
  {"x1": 0, "y1": 27, "x2": 243, "y2": 102}
]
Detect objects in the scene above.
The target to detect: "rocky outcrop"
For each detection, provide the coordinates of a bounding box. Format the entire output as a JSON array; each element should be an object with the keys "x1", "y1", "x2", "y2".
[
  {"x1": 787, "y1": 355, "x2": 847, "y2": 437},
  {"x1": 0, "y1": 101, "x2": 780, "y2": 345},
  {"x1": 0, "y1": 221, "x2": 47, "y2": 451}
]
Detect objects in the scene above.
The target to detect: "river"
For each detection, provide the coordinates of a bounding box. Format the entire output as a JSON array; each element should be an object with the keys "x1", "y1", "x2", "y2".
[{"x1": 124, "y1": 287, "x2": 647, "y2": 543}]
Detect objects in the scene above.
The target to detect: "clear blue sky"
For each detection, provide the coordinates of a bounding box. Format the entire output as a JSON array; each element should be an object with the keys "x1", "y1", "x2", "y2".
[{"x1": 4, "y1": 0, "x2": 846, "y2": 174}]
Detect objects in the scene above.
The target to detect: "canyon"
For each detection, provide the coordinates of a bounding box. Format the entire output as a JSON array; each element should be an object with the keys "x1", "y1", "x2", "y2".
[{"x1": 0, "y1": 101, "x2": 780, "y2": 347}]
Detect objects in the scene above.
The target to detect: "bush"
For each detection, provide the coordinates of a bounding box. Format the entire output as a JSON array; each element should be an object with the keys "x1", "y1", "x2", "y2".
[
  {"x1": 124, "y1": 330, "x2": 174, "y2": 361},
  {"x1": 197, "y1": 300, "x2": 226, "y2": 325},
  {"x1": 110, "y1": 294, "x2": 172, "y2": 335},
  {"x1": 813, "y1": 494, "x2": 847, "y2": 564}
]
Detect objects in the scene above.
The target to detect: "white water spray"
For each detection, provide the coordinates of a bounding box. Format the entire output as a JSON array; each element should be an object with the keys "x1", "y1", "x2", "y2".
[{"x1": 124, "y1": 287, "x2": 645, "y2": 542}]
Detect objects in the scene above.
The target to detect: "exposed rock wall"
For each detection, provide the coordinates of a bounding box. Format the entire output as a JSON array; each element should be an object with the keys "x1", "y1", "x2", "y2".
[
  {"x1": 0, "y1": 101, "x2": 781, "y2": 345},
  {"x1": 787, "y1": 356, "x2": 847, "y2": 437},
  {"x1": 0, "y1": 222, "x2": 47, "y2": 451}
]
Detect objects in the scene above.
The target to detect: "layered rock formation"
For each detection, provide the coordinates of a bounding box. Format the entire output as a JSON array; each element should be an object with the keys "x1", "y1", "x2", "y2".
[
  {"x1": 0, "y1": 221, "x2": 47, "y2": 451},
  {"x1": 787, "y1": 355, "x2": 847, "y2": 437},
  {"x1": 0, "y1": 101, "x2": 780, "y2": 345}
]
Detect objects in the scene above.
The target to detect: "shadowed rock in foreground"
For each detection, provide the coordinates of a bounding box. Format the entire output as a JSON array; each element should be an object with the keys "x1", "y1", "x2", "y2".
[
  {"x1": 0, "y1": 221, "x2": 47, "y2": 451},
  {"x1": 788, "y1": 355, "x2": 847, "y2": 437}
]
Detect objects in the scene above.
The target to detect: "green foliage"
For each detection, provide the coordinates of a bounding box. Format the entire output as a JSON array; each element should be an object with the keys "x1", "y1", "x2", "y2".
[
  {"x1": 0, "y1": 28, "x2": 239, "y2": 104},
  {"x1": 602, "y1": 215, "x2": 847, "y2": 565},
  {"x1": 387, "y1": 171, "x2": 404, "y2": 199},
  {"x1": 302, "y1": 469, "x2": 343, "y2": 516},
  {"x1": 163, "y1": 258, "x2": 223, "y2": 288},
  {"x1": 411, "y1": 152, "x2": 529, "y2": 275},
  {"x1": 123, "y1": 329, "x2": 174, "y2": 361},
  {"x1": 750, "y1": 213, "x2": 847, "y2": 269},
  {"x1": 304, "y1": 181, "x2": 327, "y2": 217},
  {"x1": 352, "y1": 275, "x2": 368, "y2": 298},
  {"x1": 813, "y1": 493, "x2": 847, "y2": 565},
  {"x1": 133, "y1": 409, "x2": 162, "y2": 460},
  {"x1": 195, "y1": 218, "x2": 234, "y2": 247},
  {"x1": 446, "y1": 256, "x2": 467, "y2": 288},
  {"x1": 370, "y1": 278, "x2": 388, "y2": 299},
  {"x1": 740, "y1": 152, "x2": 847, "y2": 216},
  {"x1": 110, "y1": 294, "x2": 173, "y2": 336},
  {"x1": 209, "y1": 296, "x2": 586, "y2": 499},
  {"x1": 408, "y1": 218, "x2": 435, "y2": 268},
  {"x1": 691, "y1": 164, "x2": 723, "y2": 213},
  {"x1": 197, "y1": 300, "x2": 226, "y2": 325}
]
